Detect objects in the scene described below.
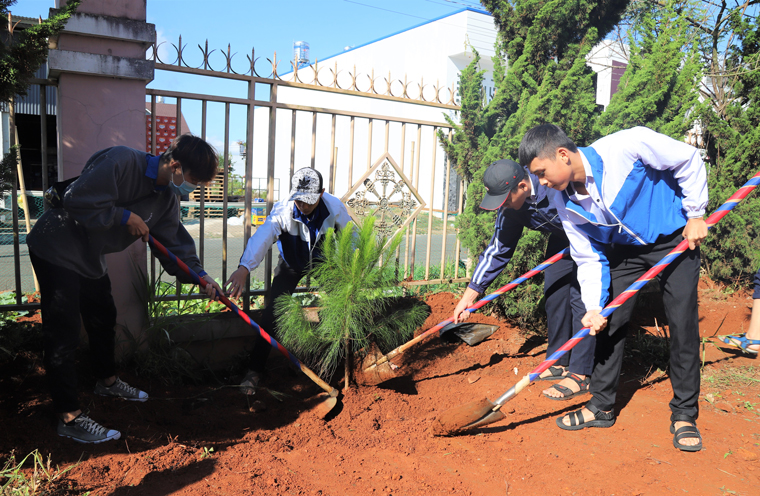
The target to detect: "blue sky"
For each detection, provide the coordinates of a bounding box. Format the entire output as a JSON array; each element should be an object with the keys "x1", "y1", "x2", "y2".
[
  {"x1": 13, "y1": 0, "x2": 489, "y2": 173},
  {"x1": 15, "y1": 0, "x2": 486, "y2": 69}
]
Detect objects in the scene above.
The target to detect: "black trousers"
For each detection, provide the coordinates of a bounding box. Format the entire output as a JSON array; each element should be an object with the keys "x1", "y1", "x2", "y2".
[
  {"x1": 544, "y1": 233, "x2": 594, "y2": 375},
  {"x1": 588, "y1": 230, "x2": 701, "y2": 418},
  {"x1": 248, "y1": 256, "x2": 307, "y2": 374},
  {"x1": 29, "y1": 251, "x2": 117, "y2": 414}
]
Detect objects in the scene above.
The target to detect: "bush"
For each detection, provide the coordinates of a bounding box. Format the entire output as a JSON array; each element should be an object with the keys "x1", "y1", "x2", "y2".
[{"x1": 483, "y1": 229, "x2": 550, "y2": 335}]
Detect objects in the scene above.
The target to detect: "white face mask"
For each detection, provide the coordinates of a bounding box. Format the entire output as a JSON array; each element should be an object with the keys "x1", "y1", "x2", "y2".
[{"x1": 168, "y1": 167, "x2": 197, "y2": 196}]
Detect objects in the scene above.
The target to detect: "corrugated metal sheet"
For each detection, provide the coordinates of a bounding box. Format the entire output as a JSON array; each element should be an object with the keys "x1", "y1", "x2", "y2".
[{"x1": 12, "y1": 63, "x2": 57, "y2": 116}]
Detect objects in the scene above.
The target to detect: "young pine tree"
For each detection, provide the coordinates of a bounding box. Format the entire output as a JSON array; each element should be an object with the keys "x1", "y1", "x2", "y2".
[{"x1": 275, "y1": 217, "x2": 428, "y2": 390}]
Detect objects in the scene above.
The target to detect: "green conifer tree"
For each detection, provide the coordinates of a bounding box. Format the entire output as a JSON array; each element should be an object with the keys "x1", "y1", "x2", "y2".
[
  {"x1": 440, "y1": 0, "x2": 628, "y2": 331},
  {"x1": 696, "y1": 5, "x2": 760, "y2": 282},
  {"x1": 595, "y1": 0, "x2": 703, "y2": 138},
  {"x1": 275, "y1": 217, "x2": 428, "y2": 390}
]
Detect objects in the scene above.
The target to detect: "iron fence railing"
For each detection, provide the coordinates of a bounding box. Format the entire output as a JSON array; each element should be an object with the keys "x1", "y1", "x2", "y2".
[{"x1": 1, "y1": 40, "x2": 469, "y2": 315}]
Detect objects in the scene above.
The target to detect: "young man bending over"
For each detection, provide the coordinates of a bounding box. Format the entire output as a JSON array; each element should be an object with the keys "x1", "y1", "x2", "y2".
[
  {"x1": 519, "y1": 124, "x2": 707, "y2": 452},
  {"x1": 452, "y1": 159, "x2": 592, "y2": 400}
]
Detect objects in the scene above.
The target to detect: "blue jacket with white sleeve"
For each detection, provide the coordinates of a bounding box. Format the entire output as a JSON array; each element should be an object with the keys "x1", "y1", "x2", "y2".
[{"x1": 553, "y1": 126, "x2": 708, "y2": 312}]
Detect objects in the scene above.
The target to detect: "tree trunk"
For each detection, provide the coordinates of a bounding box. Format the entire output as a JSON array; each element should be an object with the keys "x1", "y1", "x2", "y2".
[{"x1": 344, "y1": 333, "x2": 350, "y2": 392}]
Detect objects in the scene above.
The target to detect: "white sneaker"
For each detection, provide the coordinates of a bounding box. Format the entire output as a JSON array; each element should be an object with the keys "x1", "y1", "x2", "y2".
[
  {"x1": 57, "y1": 414, "x2": 121, "y2": 444},
  {"x1": 94, "y1": 377, "x2": 148, "y2": 402}
]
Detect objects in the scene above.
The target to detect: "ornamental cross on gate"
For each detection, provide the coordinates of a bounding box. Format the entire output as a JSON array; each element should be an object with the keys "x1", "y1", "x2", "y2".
[{"x1": 342, "y1": 153, "x2": 426, "y2": 239}]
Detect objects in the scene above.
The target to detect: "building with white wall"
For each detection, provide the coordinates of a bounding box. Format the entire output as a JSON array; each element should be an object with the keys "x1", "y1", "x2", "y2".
[{"x1": 248, "y1": 7, "x2": 626, "y2": 215}]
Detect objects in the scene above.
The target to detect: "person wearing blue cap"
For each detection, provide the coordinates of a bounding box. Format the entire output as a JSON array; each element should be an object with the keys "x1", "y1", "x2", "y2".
[{"x1": 452, "y1": 159, "x2": 594, "y2": 401}]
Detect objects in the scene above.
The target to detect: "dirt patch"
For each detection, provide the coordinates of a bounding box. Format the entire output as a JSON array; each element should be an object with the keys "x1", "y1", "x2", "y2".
[{"x1": 2, "y1": 285, "x2": 760, "y2": 495}]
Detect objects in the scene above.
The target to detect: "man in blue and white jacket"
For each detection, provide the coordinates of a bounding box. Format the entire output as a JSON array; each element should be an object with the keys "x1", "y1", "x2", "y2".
[
  {"x1": 226, "y1": 167, "x2": 352, "y2": 392},
  {"x1": 452, "y1": 159, "x2": 593, "y2": 401},
  {"x1": 520, "y1": 124, "x2": 708, "y2": 451}
]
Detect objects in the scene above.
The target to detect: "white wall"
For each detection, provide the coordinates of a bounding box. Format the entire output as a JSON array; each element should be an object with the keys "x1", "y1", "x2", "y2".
[
  {"x1": 254, "y1": 9, "x2": 498, "y2": 211},
  {"x1": 248, "y1": 9, "x2": 626, "y2": 211},
  {"x1": 586, "y1": 39, "x2": 630, "y2": 108}
]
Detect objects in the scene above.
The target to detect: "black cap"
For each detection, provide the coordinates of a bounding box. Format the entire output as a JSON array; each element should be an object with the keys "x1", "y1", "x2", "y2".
[{"x1": 479, "y1": 159, "x2": 526, "y2": 210}]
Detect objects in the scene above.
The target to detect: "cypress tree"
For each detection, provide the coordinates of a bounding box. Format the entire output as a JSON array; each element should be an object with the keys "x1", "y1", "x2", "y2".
[
  {"x1": 441, "y1": 0, "x2": 628, "y2": 331},
  {"x1": 697, "y1": 7, "x2": 760, "y2": 283},
  {"x1": 595, "y1": 0, "x2": 703, "y2": 139}
]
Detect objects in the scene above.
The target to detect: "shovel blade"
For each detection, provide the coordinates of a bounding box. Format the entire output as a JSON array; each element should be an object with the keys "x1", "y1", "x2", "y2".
[
  {"x1": 307, "y1": 392, "x2": 339, "y2": 418},
  {"x1": 431, "y1": 397, "x2": 497, "y2": 436},
  {"x1": 463, "y1": 410, "x2": 506, "y2": 430},
  {"x1": 439, "y1": 323, "x2": 499, "y2": 346},
  {"x1": 358, "y1": 343, "x2": 398, "y2": 386}
]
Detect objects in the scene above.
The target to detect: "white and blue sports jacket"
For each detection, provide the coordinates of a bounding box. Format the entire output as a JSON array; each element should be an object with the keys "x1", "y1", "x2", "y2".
[
  {"x1": 238, "y1": 192, "x2": 352, "y2": 274},
  {"x1": 469, "y1": 173, "x2": 565, "y2": 293},
  {"x1": 554, "y1": 127, "x2": 708, "y2": 311}
]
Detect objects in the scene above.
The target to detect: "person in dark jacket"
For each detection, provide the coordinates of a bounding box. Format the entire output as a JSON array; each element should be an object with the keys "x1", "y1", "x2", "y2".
[
  {"x1": 27, "y1": 134, "x2": 223, "y2": 443},
  {"x1": 452, "y1": 159, "x2": 593, "y2": 400},
  {"x1": 225, "y1": 167, "x2": 351, "y2": 394}
]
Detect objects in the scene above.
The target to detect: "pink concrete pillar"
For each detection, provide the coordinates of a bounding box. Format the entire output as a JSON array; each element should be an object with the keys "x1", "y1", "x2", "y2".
[{"x1": 50, "y1": 0, "x2": 155, "y2": 356}]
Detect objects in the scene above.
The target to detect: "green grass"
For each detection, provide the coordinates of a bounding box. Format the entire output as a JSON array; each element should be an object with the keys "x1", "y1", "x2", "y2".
[
  {"x1": 0, "y1": 292, "x2": 30, "y2": 325},
  {"x1": 703, "y1": 364, "x2": 760, "y2": 390},
  {"x1": 411, "y1": 214, "x2": 457, "y2": 234},
  {"x1": 1, "y1": 450, "x2": 86, "y2": 495}
]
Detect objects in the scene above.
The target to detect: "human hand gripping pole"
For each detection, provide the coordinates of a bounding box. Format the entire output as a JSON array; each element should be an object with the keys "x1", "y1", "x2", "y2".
[
  {"x1": 432, "y1": 169, "x2": 760, "y2": 436},
  {"x1": 362, "y1": 248, "x2": 570, "y2": 378},
  {"x1": 146, "y1": 235, "x2": 339, "y2": 400}
]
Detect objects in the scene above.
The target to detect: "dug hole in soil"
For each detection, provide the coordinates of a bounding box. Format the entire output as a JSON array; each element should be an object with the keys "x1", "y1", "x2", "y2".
[{"x1": 2, "y1": 281, "x2": 760, "y2": 495}]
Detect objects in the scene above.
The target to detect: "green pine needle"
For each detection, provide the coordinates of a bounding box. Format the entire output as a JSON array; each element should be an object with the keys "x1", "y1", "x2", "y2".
[{"x1": 277, "y1": 216, "x2": 428, "y2": 382}]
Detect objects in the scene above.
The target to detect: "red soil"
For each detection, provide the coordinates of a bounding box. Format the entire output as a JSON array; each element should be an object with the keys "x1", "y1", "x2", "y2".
[{"x1": 2, "y1": 284, "x2": 760, "y2": 495}]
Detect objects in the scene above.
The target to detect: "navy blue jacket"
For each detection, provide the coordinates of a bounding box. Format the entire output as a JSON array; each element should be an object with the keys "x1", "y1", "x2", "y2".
[{"x1": 469, "y1": 173, "x2": 565, "y2": 293}]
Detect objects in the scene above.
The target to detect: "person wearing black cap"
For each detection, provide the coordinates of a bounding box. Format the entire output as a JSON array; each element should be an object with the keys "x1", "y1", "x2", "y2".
[
  {"x1": 452, "y1": 159, "x2": 595, "y2": 400},
  {"x1": 225, "y1": 167, "x2": 351, "y2": 396}
]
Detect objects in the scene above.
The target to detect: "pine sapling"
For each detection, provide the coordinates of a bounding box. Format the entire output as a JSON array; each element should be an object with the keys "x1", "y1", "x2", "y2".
[{"x1": 276, "y1": 216, "x2": 428, "y2": 390}]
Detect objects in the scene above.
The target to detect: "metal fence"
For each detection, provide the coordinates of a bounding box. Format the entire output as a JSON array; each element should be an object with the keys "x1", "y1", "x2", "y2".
[
  {"x1": 146, "y1": 37, "x2": 469, "y2": 311},
  {"x1": 1, "y1": 37, "x2": 470, "y2": 314}
]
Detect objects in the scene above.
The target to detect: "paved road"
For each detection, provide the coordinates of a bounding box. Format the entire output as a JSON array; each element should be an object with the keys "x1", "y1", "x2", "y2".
[{"x1": 0, "y1": 232, "x2": 467, "y2": 297}]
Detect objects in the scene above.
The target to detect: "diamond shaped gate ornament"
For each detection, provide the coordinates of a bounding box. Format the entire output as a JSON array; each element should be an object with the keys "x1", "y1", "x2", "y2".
[{"x1": 341, "y1": 153, "x2": 426, "y2": 239}]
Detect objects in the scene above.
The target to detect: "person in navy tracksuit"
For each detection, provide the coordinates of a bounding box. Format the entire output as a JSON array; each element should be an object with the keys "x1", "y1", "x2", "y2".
[
  {"x1": 225, "y1": 167, "x2": 352, "y2": 393},
  {"x1": 452, "y1": 159, "x2": 594, "y2": 401},
  {"x1": 520, "y1": 125, "x2": 708, "y2": 451}
]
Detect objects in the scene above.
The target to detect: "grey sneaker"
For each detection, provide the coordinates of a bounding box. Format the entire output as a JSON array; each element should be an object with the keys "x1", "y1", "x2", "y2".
[
  {"x1": 240, "y1": 370, "x2": 261, "y2": 396},
  {"x1": 57, "y1": 414, "x2": 121, "y2": 444},
  {"x1": 94, "y1": 377, "x2": 148, "y2": 402}
]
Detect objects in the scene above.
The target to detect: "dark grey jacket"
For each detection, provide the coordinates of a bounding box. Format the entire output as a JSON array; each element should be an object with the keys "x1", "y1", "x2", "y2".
[{"x1": 27, "y1": 146, "x2": 204, "y2": 281}]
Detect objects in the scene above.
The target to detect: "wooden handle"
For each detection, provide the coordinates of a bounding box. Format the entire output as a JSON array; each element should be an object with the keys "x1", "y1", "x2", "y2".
[
  {"x1": 301, "y1": 366, "x2": 339, "y2": 397},
  {"x1": 365, "y1": 328, "x2": 437, "y2": 370}
]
